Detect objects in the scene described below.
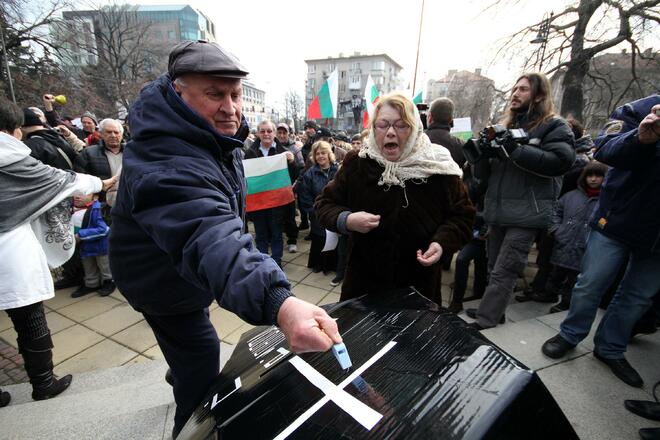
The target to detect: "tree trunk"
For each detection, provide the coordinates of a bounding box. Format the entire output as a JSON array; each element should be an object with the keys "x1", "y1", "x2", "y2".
[
  {"x1": 560, "y1": 58, "x2": 590, "y2": 120},
  {"x1": 559, "y1": 0, "x2": 601, "y2": 122}
]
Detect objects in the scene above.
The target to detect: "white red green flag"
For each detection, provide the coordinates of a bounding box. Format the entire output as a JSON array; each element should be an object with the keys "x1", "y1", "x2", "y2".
[
  {"x1": 413, "y1": 90, "x2": 423, "y2": 104},
  {"x1": 307, "y1": 69, "x2": 338, "y2": 119},
  {"x1": 243, "y1": 154, "x2": 294, "y2": 212},
  {"x1": 362, "y1": 74, "x2": 380, "y2": 128}
]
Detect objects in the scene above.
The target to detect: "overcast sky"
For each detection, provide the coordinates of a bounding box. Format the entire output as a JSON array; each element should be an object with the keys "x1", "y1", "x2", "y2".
[{"x1": 77, "y1": 0, "x2": 654, "y2": 111}]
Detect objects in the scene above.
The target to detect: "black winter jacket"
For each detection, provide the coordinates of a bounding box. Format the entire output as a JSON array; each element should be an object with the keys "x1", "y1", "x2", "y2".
[
  {"x1": 76, "y1": 141, "x2": 122, "y2": 179},
  {"x1": 425, "y1": 123, "x2": 466, "y2": 167},
  {"x1": 298, "y1": 163, "x2": 338, "y2": 236},
  {"x1": 109, "y1": 74, "x2": 291, "y2": 322},
  {"x1": 25, "y1": 129, "x2": 79, "y2": 171},
  {"x1": 475, "y1": 115, "x2": 575, "y2": 228}
]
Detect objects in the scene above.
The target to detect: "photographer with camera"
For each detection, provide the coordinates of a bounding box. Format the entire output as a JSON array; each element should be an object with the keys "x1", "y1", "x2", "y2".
[{"x1": 464, "y1": 73, "x2": 575, "y2": 330}]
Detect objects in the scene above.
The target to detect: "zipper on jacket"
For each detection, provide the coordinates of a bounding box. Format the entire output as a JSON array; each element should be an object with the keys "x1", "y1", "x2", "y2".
[{"x1": 530, "y1": 188, "x2": 540, "y2": 213}]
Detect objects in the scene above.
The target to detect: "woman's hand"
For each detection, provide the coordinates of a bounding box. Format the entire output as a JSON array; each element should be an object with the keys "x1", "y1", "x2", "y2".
[
  {"x1": 416, "y1": 242, "x2": 443, "y2": 267},
  {"x1": 346, "y1": 211, "x2": 380, "y2": 233},
  {"x1": 101, "y1": 175, "x2": 118, "y2": 192}
]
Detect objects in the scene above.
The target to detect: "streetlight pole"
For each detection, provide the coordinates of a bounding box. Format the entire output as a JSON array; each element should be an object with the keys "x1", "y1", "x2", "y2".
[
  {"x1": 530, "y1": 12, "x2": 553, "y2": 71},
  {"x1": 411, "y1": 0, "x2": 425, "y2": 99},
  {"x1": 0, "y1": 26, "x2": 16, "y2": 103}
]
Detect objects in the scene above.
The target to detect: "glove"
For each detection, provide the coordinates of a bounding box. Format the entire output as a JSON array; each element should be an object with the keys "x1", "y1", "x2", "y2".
[{"x1": 501, "y1": 134, "x2": 520, "y2": 155}]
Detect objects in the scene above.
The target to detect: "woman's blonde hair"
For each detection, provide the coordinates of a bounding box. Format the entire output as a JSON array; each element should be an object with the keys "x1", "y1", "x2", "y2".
[
  {"x1": 310, "y1": 140, "x2": 335, "y2": 164},
  {"x1": 371, "y1": 93, "x2": 416, "y2": 130}
]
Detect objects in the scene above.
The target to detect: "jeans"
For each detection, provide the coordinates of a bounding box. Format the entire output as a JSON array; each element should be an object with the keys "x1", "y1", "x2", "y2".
[
  {"x1": 560, "y1": 230, "x2": 660, "y2": 358},
  {"x1": 250, "y1": 207, "x2": 284, "y2": 266},
  {"x1": 452, "y1": 239, "x2": 487, "y2": 304}
]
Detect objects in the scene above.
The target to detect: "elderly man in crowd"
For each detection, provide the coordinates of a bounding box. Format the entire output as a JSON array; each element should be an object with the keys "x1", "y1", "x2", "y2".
[{"x1": 108, "y1": 40, "x2": 341, "y2": 438}]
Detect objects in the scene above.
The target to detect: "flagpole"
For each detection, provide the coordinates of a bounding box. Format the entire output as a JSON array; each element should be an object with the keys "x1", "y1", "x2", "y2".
[{"x1": 411, "y1": 0, "x2": 425, "y2": 100}]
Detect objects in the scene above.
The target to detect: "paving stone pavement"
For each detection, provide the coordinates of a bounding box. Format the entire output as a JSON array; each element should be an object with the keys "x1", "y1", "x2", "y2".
[{"x1": 2, "y1": 238, "x2": 659, "y2": 440}]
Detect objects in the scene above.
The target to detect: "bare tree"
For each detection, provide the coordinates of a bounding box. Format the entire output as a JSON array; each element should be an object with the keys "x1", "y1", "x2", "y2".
[
  {"x1": 0, "y1": 0, "x2": 72, "y2": 100},
  {"x1": 490, "y1": 0, "x2": 659, "y2": 121},
  {"x1": 58, "y1": 2, "x2": 168, "y2": 115},
  {"x1": 284, "y1": 89, "x2": 304, "y2": 132}
]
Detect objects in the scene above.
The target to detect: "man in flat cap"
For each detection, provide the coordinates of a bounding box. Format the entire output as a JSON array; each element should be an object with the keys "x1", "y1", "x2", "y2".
[{"x1": 108, "y1": 40, "x2": 342, "y2": 437}]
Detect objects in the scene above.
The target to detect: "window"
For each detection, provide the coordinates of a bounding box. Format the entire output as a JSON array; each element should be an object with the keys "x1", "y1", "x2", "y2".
[
  {"x1": 308, "y1": 64, "x2": 315, "y2": 73},
  {"x1": 340, "y1": 70, "x2": 346, "y2": 78},
  {"x1": 351, "y1": 62, "x2": 360, "y2": 70},
  {"x1": 309, "y1": 79, "x2": 316, "y2": 90},
  {"x1": 167, "y1": 30, "x2": 175, "y2": 40},
  {"x1": 373, "y1": 61, "x2": 385, "y2": 71}
]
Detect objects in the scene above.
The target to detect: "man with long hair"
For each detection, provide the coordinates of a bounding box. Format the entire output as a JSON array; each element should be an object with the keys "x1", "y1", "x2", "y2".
[{"x1": 466, "y1": 72, "x2": 575, "y2": 329}]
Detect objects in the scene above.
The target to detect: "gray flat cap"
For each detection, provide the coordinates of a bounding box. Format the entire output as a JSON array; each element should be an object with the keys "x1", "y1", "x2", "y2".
[{"x1": 168, "y1": 40, "x2": 249, "y2": 80}]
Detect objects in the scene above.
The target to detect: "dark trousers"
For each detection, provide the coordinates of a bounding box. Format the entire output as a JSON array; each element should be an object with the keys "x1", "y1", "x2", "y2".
[
  {"x1": 142, "y1": 309, "x2": 220, "y2": 434},
  {"x1": 60, "y1": 245, "x2": 83, "y2": 284},
  {"x1": 530, "y1": 231, "x2": 554, "y2": 292},
  {"x1": 5, "y1": 302, "x2": 56, "y2": 390},
  {"x1": 307, "y1": 232, "x2": 337, "y2": 272},
  {"x1": 250, "y1": 207, "x2": 284, "y2": 266},
  {"x1": 476, "y1": 226, "x2": 538, "y2": 327},
  {"x1": 283, "y1": 201, "x2": 298, "y2": 245},
  {"x1": 452, "y1": 239, "x2": 488, "y2": 304},
  {"x1": 546, "y1": 265, "x2": 579, "y2": 307},
  {"x1": 297, "y1": 198, "x2": 309, "y2": 228},
  {"x1": 335, "y1": 235, "x2": 348, "y2": 279}
]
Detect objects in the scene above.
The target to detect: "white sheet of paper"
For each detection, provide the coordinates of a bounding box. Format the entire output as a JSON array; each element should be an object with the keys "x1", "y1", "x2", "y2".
[{"x1": 322, "y1": 230, "x2": 339, "y2": 252}]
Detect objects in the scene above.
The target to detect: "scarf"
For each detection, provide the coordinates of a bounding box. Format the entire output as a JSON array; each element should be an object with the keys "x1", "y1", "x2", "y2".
[
  {"x1": 358, "y1": 104, "x2": 462, "y2": 187},
  {"x1": 585, "y1": 186, "x2": 601, "y2": 198},
  {"x1": 0, "y1": 132, "x2": 76, "y2": 233}
]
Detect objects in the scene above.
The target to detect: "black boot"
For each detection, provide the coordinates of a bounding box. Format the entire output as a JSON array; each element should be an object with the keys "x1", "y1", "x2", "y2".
[
  {"x1": 639, "y1": 427, "x2": 660, "y2": 440},
  {"x1": 19, "y1": 333, "x2": 73, "y2": 401},
  {"x1": 0, "y1": 389, "x2": 10, "y2": 407}
]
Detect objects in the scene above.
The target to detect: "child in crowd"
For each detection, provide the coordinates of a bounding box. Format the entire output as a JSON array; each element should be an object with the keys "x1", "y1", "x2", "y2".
[
  {"x1": 544, "y1": 161, "x2": 608, "y2": 312},
  {"x1": 69, "y1": 193, "x2": 115, "y2": 298}
]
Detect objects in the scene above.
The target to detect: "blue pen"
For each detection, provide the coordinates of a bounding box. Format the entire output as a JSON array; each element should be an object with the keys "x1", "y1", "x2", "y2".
[{"x1": 332, "y1": 342, "x2": 352, "y2": 370}]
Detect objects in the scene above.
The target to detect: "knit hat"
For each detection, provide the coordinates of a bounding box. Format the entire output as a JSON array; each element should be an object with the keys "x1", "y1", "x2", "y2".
[
  {"x1": 81, "y1": 111, "x2": 98, "y2": 126},
  {"x1": 22, "y1": 108, "x2": 43, "y2": 127}
]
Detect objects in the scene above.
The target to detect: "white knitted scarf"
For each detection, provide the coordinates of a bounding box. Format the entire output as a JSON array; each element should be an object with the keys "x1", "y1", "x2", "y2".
[{"x1": 358, "y1": 106, "x2": 462, "y2": 187}]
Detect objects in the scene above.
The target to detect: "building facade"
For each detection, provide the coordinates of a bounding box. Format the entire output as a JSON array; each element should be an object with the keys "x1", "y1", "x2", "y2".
[
  {"x1": 57, "y1": 4, "x2": 216, "y2": 69},
  {"x1": 305, "y1": 52, "x2": 403, "y2": 132},
  {"x1": 242, "y1": 81, "x2": 268, "y2": 127},
  {"x1": 426, "y1": 69, "x2": 495, "y2": 133}
]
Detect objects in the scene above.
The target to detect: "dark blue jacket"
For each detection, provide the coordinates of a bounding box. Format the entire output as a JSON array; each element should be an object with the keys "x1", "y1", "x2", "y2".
[
  {"x1": 591, "y1": 95, "x2": 660, "y2": 254},
  {"x1": 298, "y1": 163, "x2": 338, "y2": 236},
  {"x1": 109, "y1": 74, "x2": 291, "y2": 323},
  {"x1": 78, "y1": 200, "x2": 109, "y2": 258}
]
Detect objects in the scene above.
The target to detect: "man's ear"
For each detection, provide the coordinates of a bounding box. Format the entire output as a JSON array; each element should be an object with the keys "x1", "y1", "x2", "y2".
[{"x1": 427, "y1": 113, "x2": 433, "y2": 125}]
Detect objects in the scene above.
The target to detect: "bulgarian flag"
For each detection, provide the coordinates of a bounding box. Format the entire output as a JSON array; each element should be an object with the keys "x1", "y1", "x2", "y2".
[
  {"x1": 362, "y1": 74, "x2": 380, "y2": 128},
  {"x1": 307, "y1": 69, "x2": 338, "y2": 119},
  {"x1": 243, "y1": 153, "x2": 294, "y2": 213},
  {"x1": 413, "y1": 90, "x2": 423, "y2": 104}
]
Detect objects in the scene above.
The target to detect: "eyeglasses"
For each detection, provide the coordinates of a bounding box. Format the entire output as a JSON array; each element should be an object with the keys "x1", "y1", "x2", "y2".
[{"x1": 374, "y1": 119, "x2": 410, "y2": 132}]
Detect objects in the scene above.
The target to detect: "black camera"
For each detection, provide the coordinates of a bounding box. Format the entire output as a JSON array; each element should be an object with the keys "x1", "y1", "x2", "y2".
[{"x1": 462, "y1": 124, "x2": 528, "y2": 164}]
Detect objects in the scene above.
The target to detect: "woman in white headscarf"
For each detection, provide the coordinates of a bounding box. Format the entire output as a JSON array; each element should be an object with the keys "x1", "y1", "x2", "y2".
[
  {"x1": 315, "y1": 93, "x2": 475, "y2": 303},
  {"x1": 0, "y1": 99, "x2": 116, "y2": 404}
]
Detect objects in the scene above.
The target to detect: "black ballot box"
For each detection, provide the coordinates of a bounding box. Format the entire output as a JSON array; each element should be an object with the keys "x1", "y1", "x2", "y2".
[{"x1": 178, "y1": 287, "x2": 578, "y2": 440}]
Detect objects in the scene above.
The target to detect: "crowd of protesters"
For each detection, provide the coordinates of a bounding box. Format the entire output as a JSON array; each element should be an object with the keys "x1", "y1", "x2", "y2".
[{"x1": 0, "y1": 38, "x2": 658, "y2": 439}]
